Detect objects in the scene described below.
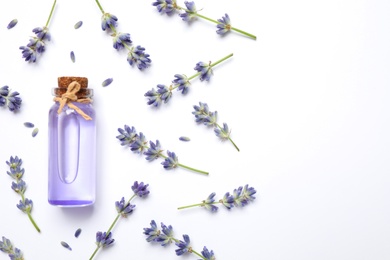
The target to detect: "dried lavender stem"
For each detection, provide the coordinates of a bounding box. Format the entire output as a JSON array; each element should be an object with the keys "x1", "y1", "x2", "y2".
[
  {"x1": 46, "y1": 0, "x2": 57, "y2": 27},
  {"x1": 177, "y1": 6, "x2": 256, "y2": 39}
]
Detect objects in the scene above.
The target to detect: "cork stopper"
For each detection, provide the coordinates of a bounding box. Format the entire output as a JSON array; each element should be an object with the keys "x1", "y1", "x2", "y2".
[
  {"x1": 58, "y1": 77, "x2": 88, "y2": 88},
  {"x1": 53, "y1": 76, "x2": 93, "y2": 98}
]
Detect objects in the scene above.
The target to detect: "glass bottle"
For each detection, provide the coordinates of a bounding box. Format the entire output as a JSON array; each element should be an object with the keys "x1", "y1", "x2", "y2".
[{"x1": 48, "y1": 76, "x2": 96, "y2": 207}]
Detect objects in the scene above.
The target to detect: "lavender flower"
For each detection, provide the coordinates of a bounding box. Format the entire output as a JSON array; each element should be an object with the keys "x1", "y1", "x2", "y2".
[
  {"x1": 89, "y1": 181, "x2": 149, "y2": 260},
  {"x1": 144, "y1": 220, "x2": 214, "y2": 259},
  {"x1": 0, "y1": 237, "x2": 13, "y2": 254},
  {"x1": 9, "y1": 247, "x2": 23, "y2": 260},
  {"x1": 0, "y1": 237, "x2": 23, "y2": 260},
  {"x1": 173, "y1": 74, "x2": 191, "y2": 94},
  {"x1": 130, "y1": 132, "x2": 147, "y2": 153},
  {"x1": 145, "y1": 54, "x2": 233, "y2": 107},
  {"x1": 95, "y1": 231, "x2": 115, "y2": 248},
  {"x1": 115, "y1": 197, "x2": 136, "y2": 217},
  {"x1": 144, "y1": 140, "x2": 163, "y2": 161},
  {"x1": 161, "y1": 150, "x2": 179, "y2": 169},
  {"x1": 203, "y1": 192, "x2": 218, "y2": 212},
  {"x1": 102, "y1": 78, "x2": 113, "y2": 87},
  {"x1": 116, "y1": 125, "x2": 208, "y2": 175},
  {"x1": 216, "y1": 13, "x2": 231, "y2": 35},
  {"x1": 127, "y1": 45, "x2": 152, "y2": 70},
  {"x1": 5, "y1": 156, "x2": 40, "y2": 232},
  {"x1": 152, "y1": 0, "x2": 256, "y2": 39},
  {"x1": 220, "y1": 192, "x2": 234, "y2": 209},
  {"x1": 152, "y1": 0, "x2": 177, "y2": 15},
  {"x1": 201, "y1": 247, "x2": 216, "y2": 260},
  {"x1": 156, "y1": 223, "x2": 175, "y2": 246},
  {"x1": 194, "y1": 61, "x2": 213, "y2": 81},
  {"x1": 178, "y1": 185, "x2": 256, "y2": 211},
  {"x1": 193, "y1": 101, "x2": 239, "y2": 151},
  {"x1": 132, "y1": 181, "x2": 150, "y2": 197},
  {"x1": 95, "y1": 0, "x2": 151, "y2": 70},
  {"x1": 0, "y1": 86, "x2": 22, "y2": 112},
  {"x1": 179, "y1": 1, "x2": 197, "y2": 22},
  {"x1": 11, "y1": 180, "x2": 26, "y2": 194},
  {"x1": 19, "y1": 0, "x2": 56, "y2": 62},
  {"x1": 6, "y1": 156, "x2": 22, "y2": 170},
  {"x1": 113, "y1": 32, "x2": 131, "y2": 50},
  {"x1": 101, "y1": 13, "x2": 118, "y2": 31},
  {"x1": 143, "y1": 220, "x2": 160, "y2": 242},
  {"x1": 175, "y1": 234, "x2": 191, "y2": 255}
]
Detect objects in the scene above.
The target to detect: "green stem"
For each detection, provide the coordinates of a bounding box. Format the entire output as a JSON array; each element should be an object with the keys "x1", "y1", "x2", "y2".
[
  {"x1": 27, "y1": 212, "x2": 41, "y2": 233},
  {"x1": 89, "y1": 246, "x2": 100, "y2": 260},
  {"x1": 177, "y1": 203, "x2": 204, "y2": 210},
  {"x1": 231, "y1": 27, "x2": 256, "y2": 40},
  {"x1": 177, "y1": 6, "x2": 256, "y2": 40},
  {"x1": 216, "y1": 123, "x2": 240, "y2": 152},
  {"x1": 45, "y1": 0, "x2": 57, "y2": 27},
  {"x1": 177, "y1": 163, "x2": 209, "y2": 175},
  {"x1": 142, "y1": 145, "x2": 208, "y2": 175},
  {"x1": 95, "y1": 0, "x2": 105, "y2": 14}
]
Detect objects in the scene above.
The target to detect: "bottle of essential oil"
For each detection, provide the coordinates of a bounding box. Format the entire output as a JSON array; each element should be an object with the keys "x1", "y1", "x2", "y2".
[{"x1": 48, "y1": 76, "x2": 96, "y2": 207}]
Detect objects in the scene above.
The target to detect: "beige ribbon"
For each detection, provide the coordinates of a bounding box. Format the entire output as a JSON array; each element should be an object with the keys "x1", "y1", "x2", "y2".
[{"x1": 53, "y1": 81, "x2": 92, "y2": 120}]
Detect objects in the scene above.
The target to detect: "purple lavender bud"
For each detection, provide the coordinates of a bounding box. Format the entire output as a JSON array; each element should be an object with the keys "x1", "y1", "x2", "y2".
[
  {"x1": 175, "y1": 234, "x2": 191, "y2": 256},
  {"x1": 216, "y1": 13, "x2": 231, "y2": 35},
  {"x1": 132, "y1": 181, "x2": 150, "y2": 197}
]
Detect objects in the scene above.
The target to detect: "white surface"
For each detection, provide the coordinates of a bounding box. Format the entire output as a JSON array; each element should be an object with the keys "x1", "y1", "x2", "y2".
[{"x1": 1, "y1": 0, "x2": 390, "y2": 259}]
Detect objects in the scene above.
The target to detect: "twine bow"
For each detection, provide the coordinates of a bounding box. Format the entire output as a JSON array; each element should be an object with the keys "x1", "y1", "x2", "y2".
[{"x1": 54, "y1": 81, "x2": 92, "y2": 120}]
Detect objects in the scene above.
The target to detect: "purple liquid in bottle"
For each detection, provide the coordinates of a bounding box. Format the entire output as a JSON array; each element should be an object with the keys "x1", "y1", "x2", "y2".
[{"x1": 48, "y1": 77, "x2": 96, "y2": 207}]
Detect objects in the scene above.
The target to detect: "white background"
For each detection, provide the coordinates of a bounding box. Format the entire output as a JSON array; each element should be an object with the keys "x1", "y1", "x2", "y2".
[{"x1": 0, "y1": 0, "x2": 390, "y2": 259}]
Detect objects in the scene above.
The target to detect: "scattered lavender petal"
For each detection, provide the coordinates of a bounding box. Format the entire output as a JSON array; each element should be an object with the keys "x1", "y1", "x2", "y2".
[
  {"x1": 74, "y1": 21, "x2": 83, "y2": 29},
  {"x1": 61, "y1": 241, "x2": 72, "y2": 251},
  {"x1": 24, "y1": 122, "x2": 34, "y2": 128},
  {"x1": 179, "y1": 136, "x2": 191, "y2": 142},
  {"x1": 7, "y1": 19, "x2": 18, "y2": 29},
  {"x1": 70, "y1": 51, "x2": 75, "y2": 63},
  {"x1": 32, "y1": 128, "x2": 39, "y2": 137},
  {"x1": 102, "y1": 78, "x2": 113, "y2": 87},
  {"x1": 74, "y1": 228, "x2": 82, "y2": 238}
]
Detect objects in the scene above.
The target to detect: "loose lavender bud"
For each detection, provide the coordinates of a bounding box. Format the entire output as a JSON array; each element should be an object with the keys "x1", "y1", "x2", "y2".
[
  {"x1": 74, "y1": 21, "x2": 83, "y2": 29},
  {"x1": 32, "y1": 128, "x2": 39, "y2": 137},
  {"x1": 7, "y1": 19, "x2": 18, "y2": 29},
  {"x1": 70, "y1": 51, "x2": 75, "y2": 63},
  {"x1": 61, "y1": 241, "x2": 72, "y2": 251},
  {"x1": 24, "y1": 122, "x2": 34, "y2": 128},
  {"x1": 74, "y1": 228, "x2": 82, "y2": 238},
  {"x1": 179, "y1": 136, "x2": 190, "y2": 142},
  {"x1": 102, "y1": 78, "x2": 113, "y2": 87}
]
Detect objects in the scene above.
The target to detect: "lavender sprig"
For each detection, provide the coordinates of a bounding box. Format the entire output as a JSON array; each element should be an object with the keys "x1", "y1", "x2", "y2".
[
  {"x1": 145, "y1": 53, "x2": 233, "y2": 107},
  {"x1": 116, "y1": 125, "x2": 209, "y2": 175},
  {"x1": 5, "y1": 156, "x2": 40, "y2": 233},
  {"x1": 152, "y1": 0, "x2": 256, "y2": 40},
  {"x1": 0, "y1": 237, "x2": 23, "y2": 260},
  {"x1": 178, "y1": 184, "x2": 256, "y2": 211},
  {"x1": 0, "y1": 86, "x2": 22, "y2": 112},
  {"x1": 95, "y1": 0, "x2": 151, "y2": 70},
  {"x1": 144, "y1": 220, "x2": 215, "y2": 260},
  {"x1": 89, "y1": 181, "x2": 149, "y2": 260},
  {"x1": 19, "y1": 0, "x2": 56, "y2": 63},
  {"x1": 193, "y1": 102, "x2": 239, "y2": 151}
]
